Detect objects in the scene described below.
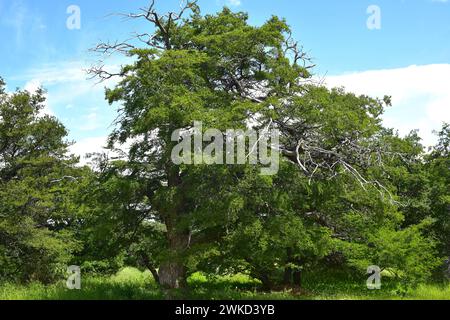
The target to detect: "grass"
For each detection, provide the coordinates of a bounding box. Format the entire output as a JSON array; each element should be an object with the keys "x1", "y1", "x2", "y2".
[
  {"x1": 0, "y1": 268, "x2": 163, "y2": 300},
  {"x1": 0, "y1": 267, "x2": 449, "y2": 300}
]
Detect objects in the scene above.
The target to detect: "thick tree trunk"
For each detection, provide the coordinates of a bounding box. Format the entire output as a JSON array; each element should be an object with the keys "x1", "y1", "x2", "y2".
[
  {"x1": 158, "y1": 260, "x2": 187, "y2": 289},
  {"x1": 157, "y1": 162, "x2": 190, "y2": 290},
  {"x1": 158, "y1": 227, "x2": 190, "y2": 290}
]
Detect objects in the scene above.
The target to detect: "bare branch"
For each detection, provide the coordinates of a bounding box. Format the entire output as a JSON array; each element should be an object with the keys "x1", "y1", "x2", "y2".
[
  {"x1": 283, "y1": 30, "x2": 316, "y2": 70},
  {"x1": 50, "y1": 176, "x2": 79, "y2": 184},
  {"x1": 89, "y1": 1, "x2": 199, "y2": 82},
  {"x1": 86, "y1": 64, "x2": 122, "y2": 83},
  {"x1": 90, "y1": 39, "x2": 136, "y2": 56}
]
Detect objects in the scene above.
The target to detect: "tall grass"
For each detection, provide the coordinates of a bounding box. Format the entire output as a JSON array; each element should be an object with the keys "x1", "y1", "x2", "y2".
[
  {"x1": 1, "y1": 267, "x2": 449, "y2": 300},
  {"x1": 411, "y1": 284, "x2": 450, "y2": 300},
  {"x1": 0, "y1": 267, "x2": 163, "y2": 300}
]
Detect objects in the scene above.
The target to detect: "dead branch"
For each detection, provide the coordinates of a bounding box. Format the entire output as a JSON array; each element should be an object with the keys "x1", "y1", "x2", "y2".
[
  {"x1": 86, "y1": 64, "x2": 122, "y2": 83},
  {"x1": 283, "y1": 30, "x2": 316, "y2": 70},
  {"x1": 89, "y1": 0, "x2": 199, "y2": 82}
]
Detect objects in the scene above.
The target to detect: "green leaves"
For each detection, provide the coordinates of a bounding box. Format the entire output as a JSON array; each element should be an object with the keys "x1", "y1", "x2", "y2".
[
  {"x1": 0, "y1": 81, "x2": 83, "y2": 283},
  {"x1": 342, "y1": 219, "x2": 441, "y2": 287},
  {"x1": 84, "y1": 2, "x2": 449, "y2": 290}
]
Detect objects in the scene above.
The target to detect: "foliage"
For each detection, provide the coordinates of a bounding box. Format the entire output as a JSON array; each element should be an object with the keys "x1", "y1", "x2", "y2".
[{"x1": 0, "y1": 80, "x2": 84, "y2": 283}]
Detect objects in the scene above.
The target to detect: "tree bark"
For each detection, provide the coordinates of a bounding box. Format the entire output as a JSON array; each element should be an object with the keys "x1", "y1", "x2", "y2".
[
  {"x1": 156, "y1": 161, "x2": 191, "y2": 290},
  {"x1": 158, "y1": 260, "x2": 187, "y2": 289},
  {"x1": 158, "y1": 201, "x2": 190, "y2": 290},
  {"x1": 283, "y1": 248, "x2": 293, "y2": 287},
  {"x1": 158, "y1": 225, "x2": 190, "y2": 288},
  {"x1": 149, "y1": 267, "x2": 160, "y2": 285},
  {"x1": 259, "y1": 274, "x2": 274, "y2": 292},
  {"x1": 141, "y1": 254, "x2": 160, "y2": 285},
  {"x1": 283, "y1": 267, "x2": 292, "y2": 286},
  {"x1": 293, "y1": 270, "x2": 302, "y2": 288}
]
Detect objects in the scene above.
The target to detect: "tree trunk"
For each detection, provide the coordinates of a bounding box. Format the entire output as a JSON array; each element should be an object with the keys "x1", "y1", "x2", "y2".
[
  {"x1": 283, "y1": 248, "x2": 293, "y2": 287},
  {"x1": 149, "y1": 267, "x2": 160, "y2": 285},
  {"x1": 260, "y1": 276, "x2": 273, "y2": 292},
  {"x1": 293, "y1": 270, "x2": 302, "y2": 288},
  {"x1": 445, "y1": 256, "x2": 450, "y2": 279},
  {"x1": 141, "y1": 254, "x2": 160, "y2": 285},
  {"x1": 158, "y1": 227, "x2": 190, "y2": 290},
  {"x1": 157, "y1": 162, "x2": 190, "y2": 290},
  {"x1": 158, "y1": 260, "x2": 187, "y2": 289},
  {"x1": 283, "y1": 267, "x2": 292, "y2": 286}
]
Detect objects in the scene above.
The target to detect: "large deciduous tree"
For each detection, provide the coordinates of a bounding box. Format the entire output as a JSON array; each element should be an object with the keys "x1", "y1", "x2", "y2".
[
  {"x1": 90, "y1": 1, "x2": 309, "y2": 289},
  {"x1": 89, "y1": 1, "x2": 439, "y2": 289}
]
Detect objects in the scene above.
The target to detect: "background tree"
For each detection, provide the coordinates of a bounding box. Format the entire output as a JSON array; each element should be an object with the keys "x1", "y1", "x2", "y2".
[
  {"x1": 426, "y1": 124, "x2": 450, "y2": 260},
  {"x1": 0, "y1": 79, "x2": 83, "y2": 283},
  {"x1": 74, "y1": 154, "x2": 166, "y2": 281}
]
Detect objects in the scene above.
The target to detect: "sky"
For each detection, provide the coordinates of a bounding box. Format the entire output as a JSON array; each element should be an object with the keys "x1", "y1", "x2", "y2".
[{"x1": 0, "y1": 0, "x2": 449, "y2": 160}]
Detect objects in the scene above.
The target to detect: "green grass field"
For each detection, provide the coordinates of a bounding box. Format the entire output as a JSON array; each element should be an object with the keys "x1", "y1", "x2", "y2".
[{"x1": 1, "y1": 267, "x2": 449, "y2": 300}]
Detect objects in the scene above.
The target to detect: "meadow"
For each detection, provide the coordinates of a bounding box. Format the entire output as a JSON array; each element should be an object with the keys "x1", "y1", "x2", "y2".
[{"x1": 1, "y1": 267, "x2": 449, "y2": 300}]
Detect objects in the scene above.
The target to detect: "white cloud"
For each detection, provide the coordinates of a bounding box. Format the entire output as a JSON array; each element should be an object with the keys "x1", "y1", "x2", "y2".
[
  {"x1": 24, "y1": 79, "x2": 53, "y2": 117},
  {"x1": 14, "y1": 60, "x2": 127, "y2": 138},
  {"x1": 24, "y1": 79, "x2": 42, "y2": 93},
  {"x1": 17, "y1": 60, "x2": 122, "y2": 93},
  {"x1": 226, "y1": 0, "x2": 242, "y2": 7},
  {"x1": 21, "y1": 62, "x2": 87, "y2": 84},
  {"x1": 17, "y1": 62, "x2": 102, "y2": 116},
  {"x1": 69, "y1": 136, "x2": 136, "y2": 166},
  {"x1": 324, "y1": 64, "x2": 450, "y2": 146},
  {"x1": 69, "y1": 136, "x2": 108, "y2": 165},
  {"x1": 16, "y1": 60, "x2": 125, "y2": 107}
]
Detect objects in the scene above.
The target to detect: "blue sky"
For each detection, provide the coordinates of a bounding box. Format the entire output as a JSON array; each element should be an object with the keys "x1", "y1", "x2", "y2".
[{"x1": 0, "y1": 0, "x2": 449, "y2": 158}]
